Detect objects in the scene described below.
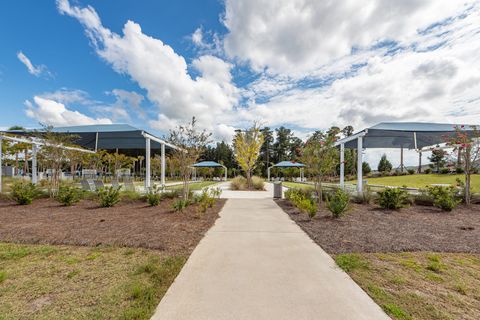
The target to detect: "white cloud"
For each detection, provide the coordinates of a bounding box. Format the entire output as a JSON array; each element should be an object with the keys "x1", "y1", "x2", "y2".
[
  {"x1": 39, "y1": 89, "x2": 91, "y2": 105},
  {"x1": 17, "y1": 51, "x2": 50, "y2": 77},
  {"x1": 25, "y1": 96, "x2": 111, "y2": 126},
  {"x1": 222, "y1": 0, "x2": 473, "y2": 76},
  {"x1": 57, "y1": 0, "x2": 239, "y2": 140}
]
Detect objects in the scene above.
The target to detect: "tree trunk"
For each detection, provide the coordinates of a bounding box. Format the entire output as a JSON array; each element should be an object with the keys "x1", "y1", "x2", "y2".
[
  {"x1": 246, "y1": 169, "x2": 252, "y2": 190},
  {"x1": 465, "y1": 147, "x2": 471, "y2": 206}
]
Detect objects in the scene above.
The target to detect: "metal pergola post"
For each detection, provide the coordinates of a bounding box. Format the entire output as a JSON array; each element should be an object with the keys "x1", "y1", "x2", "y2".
[
  {"x1": 32, "y1": 144, "x2": 38, "y2": 184},
  {"x1": 161, "y1": 142, "x2": 165, "y2": 187},
  {"x1": 357, "y1": 136, "x2": 363, "y2": 193},
  {"x1": 223, "y1": 165, "x2": 227, "y2": 181},
  {"x1": 340, "y1": 143, "x2": 345, "y2": 188},
  {"x1": 145, "y1": 137, "x2": 151, "y2": 189}
]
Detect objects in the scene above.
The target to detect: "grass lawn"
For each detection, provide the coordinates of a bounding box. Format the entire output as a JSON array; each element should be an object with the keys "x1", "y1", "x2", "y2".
[
  {"x1": 348, "y1": 174, "x2": 480, "y2": 192},
  {"x1": 165, "y1": 181, "x2": 220, "y2": 191},
  {"x1": 0, "y1": 243, "x2": 185, "y2": 319},
  {"x1": 335, "y1": 253, "x2": 480, "y2": 320},
  {"x1": 282, "y1": 181, "x2": 314, "y2": 190}
]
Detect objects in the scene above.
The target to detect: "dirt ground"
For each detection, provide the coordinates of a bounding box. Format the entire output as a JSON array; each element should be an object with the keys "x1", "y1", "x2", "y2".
[
  {"x1": 276, "y1": 200, "x2": 480, "y2": 254},
  {"x1": 0, "y1": 198, "x2": 225, "y2": 255}
]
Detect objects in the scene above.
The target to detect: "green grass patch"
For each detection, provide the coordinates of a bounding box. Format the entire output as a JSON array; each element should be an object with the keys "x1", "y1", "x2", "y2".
[
  {"x1": 165, "y1": 181, "x2": 220, "y2": 191},
  {"x1": 335, "y1": 254, "x2": 369, "y2": 272},
  {"x1": 335, "y1": 252, "x2": 480, "y2": 320},
  {"x1": 0, "y1": 242, "x2": 185, "y2": 319},
  {"x1": 348, "y1": 174, "x2": 480, "y2": 192}
]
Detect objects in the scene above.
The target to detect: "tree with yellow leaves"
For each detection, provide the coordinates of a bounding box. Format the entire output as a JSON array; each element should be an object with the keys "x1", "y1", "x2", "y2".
[{"x1": 233, "y1": 123, "x2": 264, "y2": 190}]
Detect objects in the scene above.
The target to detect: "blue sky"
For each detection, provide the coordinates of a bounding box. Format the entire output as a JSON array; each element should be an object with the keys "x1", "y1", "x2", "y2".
[{"x1": 1, "y1": 0, "x2": 480, "y2": 166}]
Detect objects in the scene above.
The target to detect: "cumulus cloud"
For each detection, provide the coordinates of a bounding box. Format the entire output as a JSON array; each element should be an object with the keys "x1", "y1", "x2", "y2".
[
  {"x1": 17, "y1": 51, "x2": 50, "y2": 77},
  {"x1": 57, "y1": 0, "x2": 239, "y2": 140},
  {"x1": 25, "y1": 96, "x2": 111, "y2": 126},
  {"x1": 222, "y1": 0, "x2": 472, "y2": 76}
]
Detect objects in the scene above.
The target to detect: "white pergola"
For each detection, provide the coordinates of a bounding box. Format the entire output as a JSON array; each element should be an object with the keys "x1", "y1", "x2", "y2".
[
  {"x1": 334, "y1": 122, "x2": 477, "y2": 193},
  {"x1": 1, "y1": 124, "x2": 181, "y2": 191},
  {"x1": 0, "y1": 134, "x2": 95, "y2": 193}
]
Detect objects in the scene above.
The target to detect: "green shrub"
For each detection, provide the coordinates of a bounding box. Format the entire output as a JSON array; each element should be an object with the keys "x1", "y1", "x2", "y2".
[
  {"x1": 172, "y1": 199, "x2": 189, "y2": 212},
  {"x1": 161, "y1": 189, "x2": 181, "y2": 199},
  {"x1": 326, "y1": 189, "x2": 350, "y2": 218},
  {"x1": 10, "y1": 180, "x2": 39, "y2": 205},
  {"x1": 194, "y1": 188, "x2": 220, "y2": 216},
  {"x1": 377, "y1": 188, "x2": 410, "y2": 210},
  {"x1": 146, "y1": 185, "x2": 162, "y2": 206},
  {"x1": 407, "y1": 169, "x2": 415, "y2": 175},
  {"x1": 424, "y1": 168, "x2": 432, "y2": 174},
  {"x1": 56, "y1": 184, "x2": 83, "y2": 206},
  {"x1": 230, "y1": 176, "x2": 247, "y2": 190},
  {"x1": 455, "y1": 167, "x2": 464, "y2": 174},
  {"x1": 120, "y1": 190, "x2": 143, "y2": 202},
  {"x1": 285, "y1": 188, "x2": 317, "y2": 218},
  {"x1": 427, "y1": 185, "x2": 461, "y2": 211},
  {"x1": 97, "y1": 186, "x2": 121, "y2": 207},
  {"x1": 440, "y1": 168, "x2": 450, "y2": 174},
  {"x1": 251, "y1": 176, "x2": 265, "y2": 190}
]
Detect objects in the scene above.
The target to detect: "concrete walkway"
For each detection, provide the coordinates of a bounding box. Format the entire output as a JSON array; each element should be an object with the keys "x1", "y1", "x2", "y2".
[{"x1": 152, "y1": 196, "x2": 389, "y2": 320}]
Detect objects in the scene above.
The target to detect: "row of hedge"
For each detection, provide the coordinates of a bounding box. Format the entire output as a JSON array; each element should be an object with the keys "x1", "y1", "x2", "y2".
[
  {"x1": 8, "y1": 180, "x2": 222, "y2": 214},
  {"x1": 285, "y1": 184, "x2": 462, "y2": 220}
]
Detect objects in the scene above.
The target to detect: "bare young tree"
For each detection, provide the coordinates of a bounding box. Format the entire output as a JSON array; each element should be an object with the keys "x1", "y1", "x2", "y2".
[
  {"x1": 447, "y1": 125, "x2": 480, "y2": 206},
  {"x1": 233, "y1": 123, "x2": 264, "y2": 189},
  {"x1": 167, "y1": 117, "x2": 211, "y2": 200},
  {"x1": 301, "y1": 131, "x2": 339, "y2": 203}
]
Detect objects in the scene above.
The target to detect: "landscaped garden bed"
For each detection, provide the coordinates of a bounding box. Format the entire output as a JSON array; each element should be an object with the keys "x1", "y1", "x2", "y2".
[
  {"x1": 277, "y1": 195, "x2": 480, "y2": 319},
  {"x1": 0, "y1": 194, "x2": 225, "y2": 319},
  {"x1": 276, "y1": 199, "x2": 480, "y2": 254},
  {"x1": 0, "y1": 197, "x2": 225, "y2": 254}
]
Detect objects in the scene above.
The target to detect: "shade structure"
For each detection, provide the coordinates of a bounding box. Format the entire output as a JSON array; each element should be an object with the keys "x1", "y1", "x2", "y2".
[
  {"x1": 192, "y1": 161, "x2": 227, "y2": 181},
  {"x1": 192, "y1": 161, "x2": 224, "y2": 167},
  {"x1": 341, "y1": 122, "x2": 477, "y2": 150},
  {"x1": 271, "y1": 161, "x2": 305, "y2": 168},
  {"x1": 268, "y1": 161, "x2": 305, "y2": 181},
  {"x1": 1, "y1": 124, "x2": 179, "y2": 189},
  {"x1": 334, "y1": 122, "x2": 478, "y2": 192}
]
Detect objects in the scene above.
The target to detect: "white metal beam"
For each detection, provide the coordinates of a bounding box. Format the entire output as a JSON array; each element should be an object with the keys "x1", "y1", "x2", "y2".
[
  {"x1": 141, "y1": 132, "x2": 181, "y2": 151},
  {"x1": 161, "y1": 142, "x2": 166, "y2": 186},
  {"x1": 357, "y1": 136, "x2": 363, "y2": 193},
  {"x1": 334, "y1": 130, "x2": 368, "y2": 147},
  {"x1": 340, "y1": 143, "x2": 345, "y2": 189},
  {"x1": 32, "y1": 144, "x2": 38, "y2": 185},
  {"x1": 145, "y1": 138, "x2": 151, "y2": 189}
]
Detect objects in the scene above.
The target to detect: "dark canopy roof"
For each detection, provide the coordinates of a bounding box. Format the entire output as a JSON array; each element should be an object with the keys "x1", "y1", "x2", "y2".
[
  {"x1": 338, "y1": 122, "x2": 478, "y2": 149},
  {"x1": 192, "y1": 161, "x2": 225, "y2": 168},
  {"x1": 3, "y1": 124, "x2": 170, "y2": 150},
  {"x1": 272, "y1": 161, "x2": 305, "y2": 168}
]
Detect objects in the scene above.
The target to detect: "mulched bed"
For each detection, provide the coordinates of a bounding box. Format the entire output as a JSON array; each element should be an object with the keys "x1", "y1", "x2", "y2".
[
  {"x1": 276, "y1": 199, "x2": 480, "y2": 254},
  {"x1": 0, "y1": 198, "x2": 226, "y2": 255}
]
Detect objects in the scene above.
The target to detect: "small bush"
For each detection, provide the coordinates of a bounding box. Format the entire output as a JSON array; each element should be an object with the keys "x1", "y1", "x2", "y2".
[
  {"x1": 297, "y1": 198, "x2": 317, "y2": 218},
  {"x1": 194, "y1": 188, "x2": 220, "y2": 216},
  {"x1": 407, "y1": 169, "x2": 415, "y2": 175},
  {"x1": 121, "y1": 190, "x2": 143, "y2": 202},
  {"x1": 97, "y1": 186, "x2": 121, "y2": 207},
  {"x1": 424, "y1": 168, "x2": 432, "y2": 174},
  {"x1": 251, "y1": 176, "x2": 265, "y2": 190},
  {"x1": 440, "y1": 168, "x2": 450, "y2": 174},
  {"x1": 161, "y1": 189, "x2": 181, "y2": 199},
  {"x1": 10, "y1": 180, "x2": 39, "y2": 205},
  {"x1": 146, "y1": 185, "x2": 162, "y2": 206},
  {"x1": 230, "y1": 176, "x2": 247, "y2": 190},
  {"x1": 377, "y1": 188, "x2": 410, "y2": 210},
  {"x1": 285, "y1": 188, "x2": 317, "y2": 218},
  {"x1": 172, "y1": 199, "x2": 189, "y2": 212},
  {"x1": 427, "y1": 185, "x2": 461, "y2": 211},
  {"x1": 455, "y1": 167, "x2": 464, "y2": 174},
  {"x1": 326, "y1": 189, "x2": 350, "y2": 218},
  {"x1": 56, "y1": 184, "x2": 83, "y2": 206}
]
